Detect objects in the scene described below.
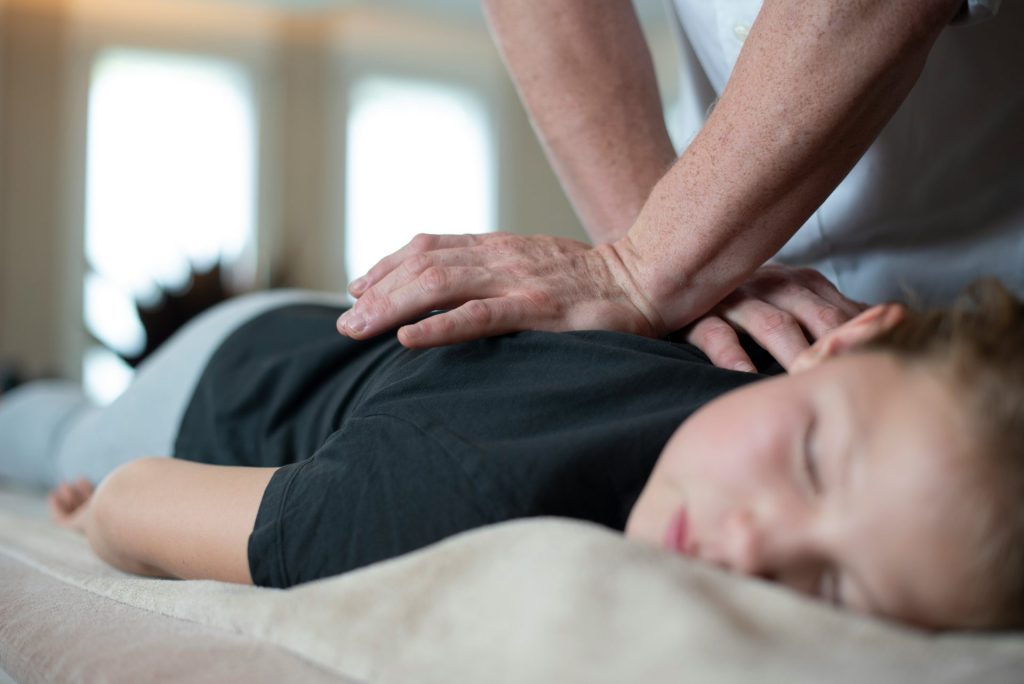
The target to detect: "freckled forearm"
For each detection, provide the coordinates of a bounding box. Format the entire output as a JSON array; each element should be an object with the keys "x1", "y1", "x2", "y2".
[
  {"x1": 483, "y1": 0, "x2": 676, "y2": 243},
  {"x1": 621, "y1": 0, "x2": 960, "y2": 329}
]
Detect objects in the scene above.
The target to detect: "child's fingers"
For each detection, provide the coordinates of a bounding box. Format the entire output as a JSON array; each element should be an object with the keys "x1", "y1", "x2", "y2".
[
  {"x1": 72, "y1": 478, "x2": 95, "y2": 497},
  {"x1": 65, "y1": 482, "x2": 86, "y2": 506},
  {"x1": 48, "y1": 480, "x2": 94, "y2": 528},
  {"x1": 69, "y1": 489, "x2": 86, "y2": 508},
  {"x1": 55, "y1": 483, "x2": 74, "y2": 508},
  {"x1": 50, "y1": 481, "x2": 89, "y2": 511},
  {"x1": 47, "y1": 490, "x2": 70, "y2": 522}
]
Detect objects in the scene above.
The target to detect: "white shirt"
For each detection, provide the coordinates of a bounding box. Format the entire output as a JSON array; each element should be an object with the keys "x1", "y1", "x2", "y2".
[{"x1": 667, "y1": 0, "x2": 1022, "y2": 306}]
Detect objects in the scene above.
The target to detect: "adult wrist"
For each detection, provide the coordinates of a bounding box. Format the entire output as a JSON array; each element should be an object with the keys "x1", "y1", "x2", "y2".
[
  {"x1": 614, "y1": 211, "x2": 750, "y2": 335},
  {"x1": 596, "y1": 236, "x2": 672, "y2": 337}
]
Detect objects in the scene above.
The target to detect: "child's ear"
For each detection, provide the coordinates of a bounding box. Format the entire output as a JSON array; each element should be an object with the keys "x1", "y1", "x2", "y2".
[{"x1": 790, "y1": 303, "x2": 905, "y2": 373}]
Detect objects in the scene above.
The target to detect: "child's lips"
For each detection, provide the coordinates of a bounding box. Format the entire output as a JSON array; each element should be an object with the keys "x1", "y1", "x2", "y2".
[{"x1": 663, "y1": 506, "x2": 693, "y2": 556}]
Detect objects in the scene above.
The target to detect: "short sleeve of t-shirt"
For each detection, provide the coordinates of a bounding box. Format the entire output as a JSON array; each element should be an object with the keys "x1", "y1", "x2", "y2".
[{"x1": 248, "y1": 414, "x2": 499, "y2": 588}]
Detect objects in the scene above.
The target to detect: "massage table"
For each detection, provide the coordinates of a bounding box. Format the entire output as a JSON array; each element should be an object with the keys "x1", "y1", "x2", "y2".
[{"x1": 1, "y1": 479, "x2": 1022, "y2": 683}]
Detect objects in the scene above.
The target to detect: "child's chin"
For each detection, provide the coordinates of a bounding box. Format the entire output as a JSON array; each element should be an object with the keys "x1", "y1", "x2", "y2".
[
  {"x1": 622, "y1": 505, "x2": 642, "y2": 539},
  {"x1": 622, "y1": 497, "x2": 659, "y2": 546}
]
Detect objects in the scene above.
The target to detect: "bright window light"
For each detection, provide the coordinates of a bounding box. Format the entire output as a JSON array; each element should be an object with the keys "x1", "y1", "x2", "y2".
[
  {"x1": 345, "y1": 76, "x2": 495, "y2": 282},
  {"x1": 84, "y1": 271, "x2": 146, "y2": 358},
  {"x1": 82, "y1": 346, "x2": 135, "y2": 407},
  {"x1": 83, "y1": 48, "x2": 257, "y2": 404}
]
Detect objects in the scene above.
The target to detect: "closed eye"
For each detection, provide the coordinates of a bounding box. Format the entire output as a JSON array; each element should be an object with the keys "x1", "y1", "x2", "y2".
[
  {"x1": 803, "y1": 415, "x2": 822, "y2": 493},
  {"x1": 819, "y1": 569, "x2": 844, "y2": 607}
]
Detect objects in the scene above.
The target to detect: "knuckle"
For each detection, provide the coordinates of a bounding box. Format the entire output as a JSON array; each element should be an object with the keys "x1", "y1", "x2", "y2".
[
  {"x1": 816, "y1": 305, "x2": 846, "y2": 330},
  {"x1": 462, "y1": 299, "x2": 493, "y2": 326},
  {"x1": 784, "y1": 283, "x2": 817, "y2": 304},
  {"x1": 757, "y1": 310, "x2": 798, "y2": 337},
  {"x1": 420, "y1": 316, "x2": 445, "y2": 337},
  {"x1": 375, "y1": 295, "x2": 396, "y2": 318},
  {"x1": 520, "y1": 288, "x2": 559, "y2": 314},
  {"x1": 697, "y1": 320, "x2": 737, "y2": 351},
  {"x1": 410, "y1": 233, "x2": 437, "y2": 252},
  {"x1": 752, "y1": 268, "x2": 788, "y2": 290},
  {"x1": 491, "y1": 233, "x2": 519, "y2": 250},
  {"x1": 355, "y1": 290, "x2": 377, "y2": 311},
  {"x1": 418, "y1": 266, "x2": 448, "y2": 294},
  {"x1": 404, "y1": 253, "x2": 432, "y2": 276},
  {"x1": 771, "y1": 281, "x2": 804, "y2": 302},
  {"x1": 360, "y1": 292, "x2": 391, "y2": 319},
  {"x1": 797, "y1": 267, "x2": 831, "y2": 287},
  {"x1": 793, "y1": 266, "x2": 819, "y2": 280}
]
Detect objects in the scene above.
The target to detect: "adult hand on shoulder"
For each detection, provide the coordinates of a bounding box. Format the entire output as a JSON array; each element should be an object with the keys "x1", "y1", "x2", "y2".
[
  {"x1": 683, "y1": 264, "x2": 868, "y2": 372},
  {"x1": 338, "y1": 232, "x2": 667, "y2": 347}
]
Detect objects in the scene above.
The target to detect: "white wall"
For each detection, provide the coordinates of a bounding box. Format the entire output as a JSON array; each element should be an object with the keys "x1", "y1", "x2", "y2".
[
  {"x1": 0, "y1": 0, "x2": 680, "y2": 381},
  {"x1": 0, "y1": 0, "x2": 71, "y2": 379}
]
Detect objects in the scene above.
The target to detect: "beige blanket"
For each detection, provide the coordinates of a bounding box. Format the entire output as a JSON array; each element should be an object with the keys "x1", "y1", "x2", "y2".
[{"x1": 1, "y1": 484, "x2": 1022, "y2": 683}]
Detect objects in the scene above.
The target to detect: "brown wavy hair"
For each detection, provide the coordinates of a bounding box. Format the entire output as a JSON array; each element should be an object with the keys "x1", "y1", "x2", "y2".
[{"x1": 863, "y1": 278, "x2": 1024, "y2": 630}]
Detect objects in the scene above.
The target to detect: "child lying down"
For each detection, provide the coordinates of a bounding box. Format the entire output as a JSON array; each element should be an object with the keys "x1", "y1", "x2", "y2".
[{"x1": 2, "y1": 279, "x2": 1021, "y2": 632}]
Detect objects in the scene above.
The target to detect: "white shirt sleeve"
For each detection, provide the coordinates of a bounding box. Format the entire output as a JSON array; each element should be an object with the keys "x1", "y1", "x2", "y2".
[{"x1": 952, "y1": 0, "x2": 1001, "y2": 25}]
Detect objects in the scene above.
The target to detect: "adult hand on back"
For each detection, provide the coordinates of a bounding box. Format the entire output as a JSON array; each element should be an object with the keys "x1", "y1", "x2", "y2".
[
  {"x1": 337, "y1": 232, "x2": 666, "y2": 347},
  {"x1": 339, "y1": 233, "x2": 865, "y2": 373},
  {"x1": 682, "y1": 264, "x2": 868, "y2": 372}
]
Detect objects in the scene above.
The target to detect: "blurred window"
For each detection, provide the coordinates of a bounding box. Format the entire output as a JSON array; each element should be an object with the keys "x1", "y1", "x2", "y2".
[
  {"x1": 345, "y1": 76, "x2": 496, "y2": 282},
  {"x1": 82, "y1": 48, "x2": 257, "y2": 404}
]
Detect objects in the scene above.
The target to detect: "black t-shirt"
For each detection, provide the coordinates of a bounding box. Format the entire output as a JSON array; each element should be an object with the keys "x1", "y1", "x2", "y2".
[{"x1": 174, "y1": 304, "x2": 782, "y2": 588}]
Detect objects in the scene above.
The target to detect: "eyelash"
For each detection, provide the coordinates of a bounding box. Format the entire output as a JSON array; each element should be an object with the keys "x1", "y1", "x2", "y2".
[
  {"x1": 804, "y1": 419, "x2": 845, "y2": 608},
  {"x1": 803, "y1": 418, "x2": 822, "y2": 494},
  {"x1": 819, "y1": 570, "x2": 843, "y2": 607}
]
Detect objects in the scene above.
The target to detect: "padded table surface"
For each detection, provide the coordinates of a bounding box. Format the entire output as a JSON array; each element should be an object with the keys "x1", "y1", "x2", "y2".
[{"x1": 2, "y1": 480, "x2": 1023, "y2": 683}]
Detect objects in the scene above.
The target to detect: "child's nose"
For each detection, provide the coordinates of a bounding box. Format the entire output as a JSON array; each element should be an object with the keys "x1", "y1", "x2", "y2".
[
  {"x1": 720, "y1": 509, "x2": 771, "y2": 577},
  {"x1": 719, "y1": 510, "x2": 823, "y2": 593}
]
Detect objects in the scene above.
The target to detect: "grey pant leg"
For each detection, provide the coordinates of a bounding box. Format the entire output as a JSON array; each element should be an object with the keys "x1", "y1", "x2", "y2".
[
  {"x1": 0, "y1": 289, "x2": 346, "y2": 488},
  {"x1": 0, "y1": 381, "x2": 93, "y2": 488}
]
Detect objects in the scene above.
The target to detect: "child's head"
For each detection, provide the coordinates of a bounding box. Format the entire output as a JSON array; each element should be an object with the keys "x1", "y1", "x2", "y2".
[{"x1": 625, "y1": 279, "x2": 1024, "y2": 631}]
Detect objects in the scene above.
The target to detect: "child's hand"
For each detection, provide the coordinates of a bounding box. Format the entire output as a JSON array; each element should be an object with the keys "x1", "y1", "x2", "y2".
[{"x1": 48, "y1": 478, "x2": 95, "y2": 534}]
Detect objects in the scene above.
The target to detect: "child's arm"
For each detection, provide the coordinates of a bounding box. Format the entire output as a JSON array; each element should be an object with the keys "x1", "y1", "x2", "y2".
[{"x1": 66, "y1": 458, "x2": 278, "y2": 584}]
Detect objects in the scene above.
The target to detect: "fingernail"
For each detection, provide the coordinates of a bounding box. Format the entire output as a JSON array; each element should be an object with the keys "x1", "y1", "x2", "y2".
[
  {"x1": 734, "y1": 362, "x2": 756, "y2": 373},
  {"x1": 857, "y1": 305, "x2": 886, "y2": 324},
  {"x1": 402, "y1": 325, "x2": 422, "y2": 340},
  {"x1": 350, "y1": 277, "x2": 367, "y2": 293},
  {"x1": 344, "y1": 312, "x2": 366, "y2": 334}
]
